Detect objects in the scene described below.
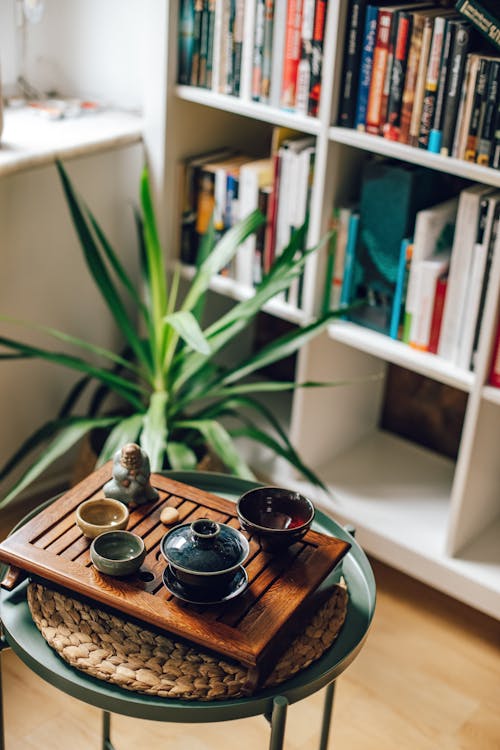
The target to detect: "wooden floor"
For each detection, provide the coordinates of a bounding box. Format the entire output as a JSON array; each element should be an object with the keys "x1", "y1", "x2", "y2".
[{"x1": 1, "y1": 557, "x2": 499, "y2": 750}]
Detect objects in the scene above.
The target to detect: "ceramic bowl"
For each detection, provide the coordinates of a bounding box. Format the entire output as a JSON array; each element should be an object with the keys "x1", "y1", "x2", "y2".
[
  {"x1": 90, "y1": 530, "x2": 145, "y2": 577},
  {"x1": 160, "y1": 518, "x2": 249, "y2": 590},
  {"x1": 75, "y1": 498, "x2": 129, "y2": 539},
  {"x1": 237, "y1": 486, "x2": 315, "y2": 550}
]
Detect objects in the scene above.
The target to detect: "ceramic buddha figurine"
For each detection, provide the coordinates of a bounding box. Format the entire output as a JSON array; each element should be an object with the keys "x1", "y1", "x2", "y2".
[{"x1": 103, "y1": 443, "x2": 159, "y2": 506}]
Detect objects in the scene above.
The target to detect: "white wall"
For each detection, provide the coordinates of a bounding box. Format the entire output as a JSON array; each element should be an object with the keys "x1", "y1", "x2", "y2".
[
  {"x1": 0, "y1": 0, "x2": 147, "y2": 109},
  {"x1": 0, "y1": 144, "x2": 144, "y2": 502}
]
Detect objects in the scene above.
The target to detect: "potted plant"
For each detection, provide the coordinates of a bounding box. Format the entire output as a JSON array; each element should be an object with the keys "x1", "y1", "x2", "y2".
[{"x1": 0, "y1": 161, "x2": 348, "y2": 508}]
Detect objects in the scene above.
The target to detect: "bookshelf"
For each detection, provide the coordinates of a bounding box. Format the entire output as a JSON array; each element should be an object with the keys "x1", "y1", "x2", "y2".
[{"x1": 1, "y1": 0, "x2": 500, "y2": 619}]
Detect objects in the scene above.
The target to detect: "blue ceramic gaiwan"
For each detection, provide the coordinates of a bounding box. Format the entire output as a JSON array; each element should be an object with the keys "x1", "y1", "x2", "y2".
[{"x1": 161, "y1": 518, "x2": 249, "y2": 590}]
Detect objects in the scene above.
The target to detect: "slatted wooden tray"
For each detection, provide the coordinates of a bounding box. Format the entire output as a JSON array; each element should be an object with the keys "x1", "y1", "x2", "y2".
[{"x1": 0, "y1": 465, "x2": 350, "y2": 685}]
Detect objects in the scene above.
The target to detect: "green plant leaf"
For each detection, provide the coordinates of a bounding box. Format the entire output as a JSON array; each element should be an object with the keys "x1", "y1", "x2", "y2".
[
  {"x1": 0, "y1": 335, "x2": 146, "y2": 410},
  {"x1": 165, "y1": 441, "x2": 198, "y2": 471},
  {"x1": 141, "y1": 391, "x2": 168, "y2": 471},
  {"x1": 164, "y1": 311, "x2": 211, "y2": 355},
  {"x1": 181, "y1": 210, "x2": 265, "y2": 313},
  {"x1": 0, "y1": 416, "x2": 119, "y2": 508},
  {"x1": 174, "y1": 419, "x2": 255, "y2": 480},
  {"x1": 56, "y1": 160, "x2": 153, "y2": 376},
  {"x1": 96, "y1": 413, "x2": 145, "y2": 467}
]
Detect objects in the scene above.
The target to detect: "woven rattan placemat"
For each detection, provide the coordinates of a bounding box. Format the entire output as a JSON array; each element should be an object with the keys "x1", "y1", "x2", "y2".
[{"x1": 27, "y1": 581, "x2": 348, "y2": 701}]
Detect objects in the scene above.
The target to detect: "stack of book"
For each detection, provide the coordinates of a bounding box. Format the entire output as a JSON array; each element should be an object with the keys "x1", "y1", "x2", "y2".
[
  {"x1": 325, "y1": 158, "x2": 500, "y2": 371},
  {"x1": 179, "y1": 127, "x2": 316, "y2": 307},
  {"x1": 338, "y1": 1, "x2": 500, "y2": 168},
  {"x1": 177, "y1": 0, "x2": 329, "y2": 116}
]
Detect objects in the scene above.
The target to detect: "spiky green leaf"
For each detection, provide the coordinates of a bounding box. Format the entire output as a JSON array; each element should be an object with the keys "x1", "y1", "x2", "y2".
[
  {"x1": 164, "y1": 311, "x2": 211, "y2": 355},
  {"x1": 165, "y1": 441, "x2": 198, "y2": 471},
  {"x1": 141, "y1": 391, "x2": 168, "y2": 471},
  {"x1": 97, "y1": 414, "x2": 145, "y2": 467},
  {"x1": 174, "y1": 419, "x2": 255, "y2": 479}
]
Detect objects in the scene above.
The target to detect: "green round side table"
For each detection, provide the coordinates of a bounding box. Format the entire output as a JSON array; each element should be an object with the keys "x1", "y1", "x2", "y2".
[{"x1": 0, "y1": 472, "x2": 376, "y2": 750}]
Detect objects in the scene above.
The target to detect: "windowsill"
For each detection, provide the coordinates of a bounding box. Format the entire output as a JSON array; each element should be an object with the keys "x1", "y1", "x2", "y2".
[{"x1": 0, "y1": 106, "x2": 144, "y2": 177}]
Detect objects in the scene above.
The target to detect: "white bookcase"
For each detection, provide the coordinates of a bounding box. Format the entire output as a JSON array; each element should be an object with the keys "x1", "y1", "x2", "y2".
[{"x1": 1, "y1": 0, "x2": 500, "y2": 618}]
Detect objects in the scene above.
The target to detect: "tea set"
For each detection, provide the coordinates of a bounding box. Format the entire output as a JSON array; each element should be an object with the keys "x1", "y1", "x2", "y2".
[{"x1": 76, "y1": 443, "x2": 315, "y2": 605}]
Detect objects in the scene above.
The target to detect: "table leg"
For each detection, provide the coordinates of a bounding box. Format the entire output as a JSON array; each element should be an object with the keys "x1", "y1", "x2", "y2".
[
  {"x1": 268, "y1": 696, "x2": 288, "y2": 750},
  {"x1": 102, "y1": 710, "x2": 116, "y2": 750},
  {"x1": 318, "y1": 681, "x2": 336, "y2": 750}
]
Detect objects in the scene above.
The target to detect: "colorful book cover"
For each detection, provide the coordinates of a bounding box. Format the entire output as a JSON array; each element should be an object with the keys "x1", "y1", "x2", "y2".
[
  {"x1": 261, "y1": 0, "x2": 275, "y2": 102},
  {"x1": 455, "y1": 0, "x2": 500, "y2": 52},
  {"x1": 190, "y1": 0, "x2": 204, "y2": 86},
  {"x1": 417, "y1": 15, "x2": 447, "y2": 149},
  {"x1": 252, "y1": 0, "x2": 266, "y2": 99},
  {"x1": 389, "y1": 237, "x2": 412, "y2": 339},
  {"x1": 366, "y1": 8, "x2": 395, "y2": 135},
  {"x1": 477, "y1": 60, "x2": 500, "y2": 165},
  {"x1": 281, "y1": 0, "x2": 304, "y2": 110},
  {"x1": 464, "y1": 56, "x2": 490, "y2": 162},
  {"x1": 408, "y1": 250, "x2": 451, "y2": 351},
  {"x1": 198, "y1": 0, "x2": 210, "y2": 87},
  {"x1": 383, "y1": 10, "x2": 412, "y2": 139},
  {"x1": 399, "y1": 11, "x2": 426, "y2": 144},
  {"x1": 340, "y1": 212, "x2": 361, "y2": 308},
  {"x1": 428, "y1": 274, "x2": 448, "y2": 354},
  {"x1": 231, "y1": 0, "x2": 245, "y2": 95},
  {"x1": 205, "y1": 0, "x2": 216, "y2": 89},
  {"x1": 295, "y1": 0, "x2": 316, "y2": 115}
]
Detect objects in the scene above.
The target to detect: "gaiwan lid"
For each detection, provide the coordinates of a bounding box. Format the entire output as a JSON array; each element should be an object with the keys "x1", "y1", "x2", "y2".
[{"x1": 161, "y1": 518, "x2": 249, "y2": 574}]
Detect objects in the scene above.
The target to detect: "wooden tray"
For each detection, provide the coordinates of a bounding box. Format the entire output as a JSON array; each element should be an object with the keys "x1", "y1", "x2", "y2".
[{"x1": 0, "y1": 465, "x2": 350, "y2": 685}]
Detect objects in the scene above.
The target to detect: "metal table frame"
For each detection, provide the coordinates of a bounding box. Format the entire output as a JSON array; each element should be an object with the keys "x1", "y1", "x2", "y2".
[{"x1": 0, "y1": 472, "x2": 376, "y2": 750}]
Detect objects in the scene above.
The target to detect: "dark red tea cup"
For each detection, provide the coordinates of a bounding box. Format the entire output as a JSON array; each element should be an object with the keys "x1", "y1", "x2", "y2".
[{"x1": 236, "y1": 486, "x2": 315, "y2": 551}]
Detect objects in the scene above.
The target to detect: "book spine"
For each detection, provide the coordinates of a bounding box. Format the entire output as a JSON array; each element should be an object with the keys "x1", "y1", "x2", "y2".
[
  {"x1": 340, "y1": 212, "x2": 360, "y2": 307},
  {"x1": 355, "y1": 5, "x2": 379, "y2": 131},
  {"x1": 383, "y1": 11, "x2": 411, "y2": 140},
  {"x1": 198, "y1": 0, "x2": 210, "y2": 87},
  {"x1": 477, "y1": 60, "x2": 500, "y2": 166},
  {"x1": 269, "y1": 0, "x2": 288, "y2": 107},
  {"x1": 225, "y1": 0, "x2": 236, "y2": 93},
  {"x1": 178, "y1": 0, "x2": 195, "y2": 85},
  {"x1": 263, "y1": 153, "x2": 281, "y2": 273},
  {"x1": 492, "y1": 102, "x2": 500, "y2": 168},
  {"x1": 252, "y1": 0, "x2": 266, "y2": 99},
  {"x1": 281, "y1": 0, "x2": 304, "y2": 110},
  {"x1": 455, "y1": 0, "x2": 500, "y2": 53},
  {"x1": 322, "y1": 207, "x2": 340, "y2": 313},
  {"x1": 307, "y1": 0, "x2": 328, "y2": 117},
  {"x1": 254, "y1": 187, "x2": 270, "y2": 285},
  {"x1": 428, "y1": 275, "x2": 447, "y2": 354},
  {"x1": 380, "y1": 9, "x2": 400, "y2": 135},
  {"x1": 440, "y1": 22, "x2": 471, "y2": 157},
  {"x1": 409, "y1": 15, "x2": 435, "y2": 148},
  {"x1": 231, "y1": 0, "x2": 245, "y2": 95},
  {"x1": 239, "y1": 0, "x2": 256, "y2": 99},
  {"x1": 428, "y1": 20, "x2": 455, "y2": 153},
  {"x1": 409, "y1": 255, "x2": 450, "y2": 350},
  {"x1": 390, "y1": 238, "x2": 412, "y2": 340},
  {"x1": 190, "y1": 0, "x2": 204, "y2": 85},
  {"x1": 418, "y1": 16, "x2": 446, "y2": 149},
  {"x1": 295, "y1": 0, "x2": 315, "y2": 115},
  {"x1": 195, "y1": 169, "x2": 216, "y2": 240},
  {"x1": 338, "y1": 0, "x2": 366, "y2": 128},
  {"x1": 399, "y1": 16, "x2": 425, "y2": 145},
  {"x1": 451, "y1": 54, "x2": 472, "y2": 159},
  {"x1": 471, "y1": 203, "x2": 500, "y2": 370},
  {"x1": 205, "y1": 0, "x2": 216, "y2": 88},
  {"x1": 260, "y1": 0, "x2": 275, "y2": 102},
  {"x1": 464, "y1": 57, "x2": 490, "y2": 162},
  {"x1": 366, "y1": 9, "x2": 393, "y2": 135}
]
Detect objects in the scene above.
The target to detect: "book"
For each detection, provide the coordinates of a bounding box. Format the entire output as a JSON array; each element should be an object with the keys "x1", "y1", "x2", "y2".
[
  {"x1": 403, "y1": 197, "x2": 458, "y2": 344},
  {"x1": 383, "y1": 9, "x2": 412, "y2": 139},
  {"x1": 417, "y1": 14, "x2": 448, "y2": 148},
  {"x1": 308, "y1": 0, "x2": 328, "y2": 116},
  {"x1": 408, "y1": 251, "x2": 451, "y2": 351},
  {"x1": 428, "y1": 273, "x2": 448, "y2": 354},
  {"x1": 261, "y1": 0, "x2": 275, "y2": 102},
  {"x1": 252, "y1": 0, "x2": 266, "y2": 99},
  {"x1": 476, "y1": 59, "x2": 500, "y2": 165},
  {"x1": 408, "y1": 12, "x2": 436, "y2": 147},
  {"x1": 323, "y1": 207, "x2": 340, "y2": 313},
  {"x1": 366, "y1": 6, "x2": 396, "y2": 135},
  {"x1": 464, "y1": 56, "x2": 491, "y2": 161},
  {"x1": 205, "y1": 0, "x2": 216, "y2": 88},
  {"x1": 239, "y1": 0, "x2": 257, "y2": 99},
  {"x1": 455, "y1": 0, "x2": 500, "y2": 52},
  {"x1": 295, "y1": 0, "x2": 316, "y2": 114},
  {"x1": 471, "y1": 201, "x2": 500, "y2": 369},
  {"x1": 356, "y1": 4, "x2": 380, "y2": 130},
  {"x1": 454, "y1": 54, "x2": 482, "y2": 160},
  {"x1": 269, "y1": 0, "x2": 288, "y2": 106},
  {"x1": 389, "y1": 237, "x2": 412, "y2": 339},
  {"x1": 456, "y1": 192, "x2": 500, "y2": 369},
  {"x1": 428, "y1": 18, "x2": 456, "y2": 153},
  {"x1": 338, "y1": 0, "x2": 368, "y2": 128},
  {"x1": 340, "y1": 211, "x2": 361, "y2": 307},
  {"x1": 235, "y1": 158, "x2": 274, "y2": 286},
  {"x1": 211, "y1": 0, "x2": 225, "y2": 91},
  {"x1": 440, "y1": 20, "x2": 471, "y2": 157},
  {"x1": 190, "y1": 0, "x2": 204, "y2": 86},
  {"x1": 179, "y1": 147, "x2": 235, "y2": 264},
  {"x1": 329, "y1": 205, "x2": 356, "y2": 310},
  {"x1": 254, "y1": 185, "x2": 272, "y2": 285},
  {"x1": 281, "y1": 0, "x2": 304, "y2": 110},
  {"x1": 348, "y1": 160, "x2": 442, "y2": 335},
  {"x1": 492, "y1": 99, "x2": 500, "y2": 167},
  {"x1": 178, "y1": 0, "x2": 196, "y2": 85},
  {"x1": 451, "y1": 53, "x2": 473, "y2": 158},
  {"x1": 198, "y1": 0, "x2": 210, "y2": 87},
  {"x1": 231, "y1": 0, "x2": 245, "y2": 95},
  {"x1": 399, "y1": 8, "x2": 428, "y2": 144},
  {"x1": 438, "y1": 183, "x2": 496, "y2": 363}
]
